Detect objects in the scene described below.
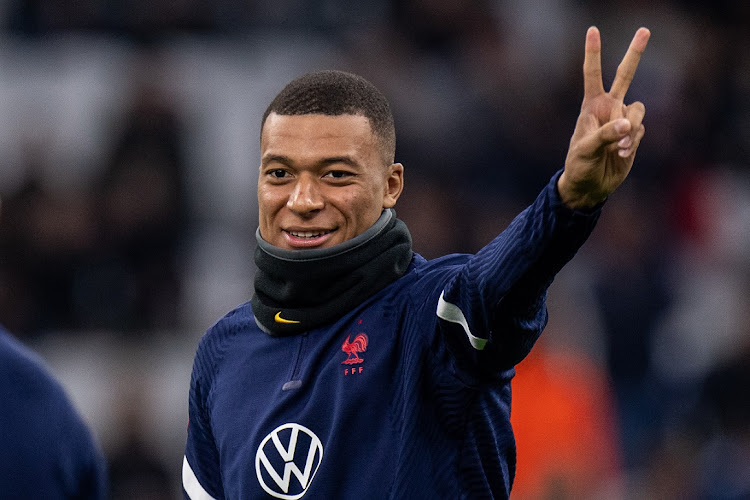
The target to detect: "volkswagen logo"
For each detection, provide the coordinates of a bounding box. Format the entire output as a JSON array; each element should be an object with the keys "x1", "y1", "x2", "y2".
[{"x1": 255, "y1": 423, "x2": 324, "y2": 499}]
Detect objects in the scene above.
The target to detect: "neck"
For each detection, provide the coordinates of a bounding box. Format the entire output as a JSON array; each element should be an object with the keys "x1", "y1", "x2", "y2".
[{"x1": 251, "y1": 209, "x2": 413, "y2": 335}]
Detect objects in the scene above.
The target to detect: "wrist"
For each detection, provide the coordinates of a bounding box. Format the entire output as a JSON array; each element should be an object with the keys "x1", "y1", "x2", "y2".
[{"x1": 557, "y1": 171, "x2": 608, "y2": 211}]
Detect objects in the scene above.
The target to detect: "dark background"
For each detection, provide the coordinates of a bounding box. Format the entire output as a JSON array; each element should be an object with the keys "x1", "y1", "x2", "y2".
[{"x1": 0, "y1": 1, "x2": 748, "y2": 497}]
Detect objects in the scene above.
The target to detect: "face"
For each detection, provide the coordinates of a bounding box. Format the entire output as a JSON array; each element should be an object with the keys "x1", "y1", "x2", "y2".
[{"x1": 258, "y1": 113, "x2": 403, "y2": 250}]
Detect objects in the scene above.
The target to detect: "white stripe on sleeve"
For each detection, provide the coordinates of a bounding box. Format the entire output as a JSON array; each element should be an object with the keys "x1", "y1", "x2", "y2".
[
  {"x1": 436, "y1": 291, "x2": 487, "y2": 351},
  {"x1": 183, "y1": 456, "x2": 217, "y2": 500}
]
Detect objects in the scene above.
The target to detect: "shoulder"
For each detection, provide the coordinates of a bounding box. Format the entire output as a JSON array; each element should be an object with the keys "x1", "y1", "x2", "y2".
[
  {"x1": 0, "y1": 328, "x2": 93, "y2": 430},
  {"x1": 0, "y1": 328, "x2": 106, "y2": 498},
  {"x1": 0, "y1": 328, "x2": 64, "y2": 402},
  {"x1": 0, "y1": 327, "x2": 34, "y2": 367},
  {"x1": 192, "y1": 301, "x2": 259, "y2": 375},
  {"x1": 379, "y1": 253, "x2": 472, "y2": 316},
  {"x1": 414, "y1": 252, "x2": 471, "y2": 270},
  {"x1": 407, "y1": 252, "x2": 471, "y2": 289},
  {"x1": 200, "y1": 300, "x2": 257, "y2": 344}
]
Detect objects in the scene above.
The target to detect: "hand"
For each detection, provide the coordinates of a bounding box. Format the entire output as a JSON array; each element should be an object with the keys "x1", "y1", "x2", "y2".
[{"x1": 558, "y1": 26, "x2": 651, "y2": 210}]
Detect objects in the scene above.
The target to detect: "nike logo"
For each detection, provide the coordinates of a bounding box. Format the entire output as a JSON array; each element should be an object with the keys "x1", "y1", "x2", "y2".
[{"x1": 274, "y1": 312, "x2": 300, "y2": 324}]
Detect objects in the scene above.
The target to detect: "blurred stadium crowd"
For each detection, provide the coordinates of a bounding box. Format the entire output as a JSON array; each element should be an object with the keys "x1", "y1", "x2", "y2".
[{"x1": 0, "y1": 0, "x2": 749, "y2": 498}]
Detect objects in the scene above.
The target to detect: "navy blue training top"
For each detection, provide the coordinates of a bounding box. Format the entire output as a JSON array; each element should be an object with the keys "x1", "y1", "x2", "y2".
[
  {"x1": 0, "y1": 328, "x2": 108, "y2": 499},
  {"x1": 183, "y1": 171, "x2": 601, "y2": 499}
]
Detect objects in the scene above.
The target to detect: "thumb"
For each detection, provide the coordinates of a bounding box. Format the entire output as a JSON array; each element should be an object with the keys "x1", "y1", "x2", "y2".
[
  {"x1": 574, "y1": 117, "x2": 632, "y2": 158},
  {"x1": 599, "y1": 118, "x2": 631, "y2": 144}
]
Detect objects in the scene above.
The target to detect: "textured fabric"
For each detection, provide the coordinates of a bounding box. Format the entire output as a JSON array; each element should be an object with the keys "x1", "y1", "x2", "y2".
[
  {"x1": 184, "y1": 170, "x2": 601, "y2": 499},
  {"x1": 252, "y1": 208, "x2": 413, "y2": 336},
  {"x1": 0, "y1": 327, "x2": 108, "y2": 499}
]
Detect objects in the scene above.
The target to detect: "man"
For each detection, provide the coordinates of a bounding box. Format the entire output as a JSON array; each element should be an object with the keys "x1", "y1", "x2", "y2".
[
  {"x1": 0, "y1": 327, "x2": 107, "y2": 498},
  {"x1": 184, "y1": 26, "x2": 650, "y2": 499}
]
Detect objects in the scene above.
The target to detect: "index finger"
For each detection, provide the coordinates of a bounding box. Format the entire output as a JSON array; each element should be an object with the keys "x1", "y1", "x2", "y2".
[
  {"x1": 583, "y1": 26, "x2": 605, "y2": 98},
  {"x1": 609, "y1": 27, "x2": 651, "y2": 101}
]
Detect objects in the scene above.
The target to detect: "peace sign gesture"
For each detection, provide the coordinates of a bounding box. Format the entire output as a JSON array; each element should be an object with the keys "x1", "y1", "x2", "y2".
[{"x1": 558, "y1": 27, "x2": 651, "y2": 210}]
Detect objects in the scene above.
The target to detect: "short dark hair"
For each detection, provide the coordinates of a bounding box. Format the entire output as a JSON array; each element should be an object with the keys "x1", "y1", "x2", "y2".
[{"x1": 261, "y1": 70, "x2": 396, "y2": 164}]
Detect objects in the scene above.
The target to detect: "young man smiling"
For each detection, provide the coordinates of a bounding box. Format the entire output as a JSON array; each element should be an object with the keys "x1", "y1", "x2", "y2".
[
  {"x1": 184, "y1": 26, "x2": 650, "y2": 499},
  {"x1": 257, "y1": 112, "x2": 403, "y2": 251}
]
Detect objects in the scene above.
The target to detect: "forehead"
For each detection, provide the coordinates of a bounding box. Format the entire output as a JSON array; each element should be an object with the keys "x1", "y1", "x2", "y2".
[{"x1": 261, "y1": 113, "x2": 377, "y2": 158}]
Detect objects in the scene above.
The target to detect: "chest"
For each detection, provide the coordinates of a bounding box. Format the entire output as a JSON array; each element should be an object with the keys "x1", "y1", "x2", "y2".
[{"x1": 209, "y1": 306, "x2": 416, "y2": 498}]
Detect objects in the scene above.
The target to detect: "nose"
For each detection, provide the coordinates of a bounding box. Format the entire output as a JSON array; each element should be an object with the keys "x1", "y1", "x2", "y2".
[{"x1": 287, "y1": 174, "x2": 325, "y2": 215}]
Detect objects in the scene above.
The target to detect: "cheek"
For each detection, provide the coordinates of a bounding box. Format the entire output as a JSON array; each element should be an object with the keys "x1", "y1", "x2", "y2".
[
  {"x1": 258, "y1": 186, "x2": 286, "y2": 213},
  {"x1": 258, "y1": 191, "x2": 286, "y2": 238},
  {"x1": 340, "y1": 190, "x2": 382, "y2": 226}
]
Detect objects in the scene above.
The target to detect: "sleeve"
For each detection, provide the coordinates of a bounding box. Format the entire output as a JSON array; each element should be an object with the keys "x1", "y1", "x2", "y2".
[
  {"x1": 436, "y1": 170, "x2": 602, "y2": 376},
  {"x1": 183, "y1": 336, "x2": 224, "y2": 500}
]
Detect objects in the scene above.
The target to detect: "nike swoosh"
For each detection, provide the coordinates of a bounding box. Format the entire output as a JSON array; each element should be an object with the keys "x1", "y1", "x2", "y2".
[{"x1": 274, "y1": 312, "x2": 301, "y2": 324}]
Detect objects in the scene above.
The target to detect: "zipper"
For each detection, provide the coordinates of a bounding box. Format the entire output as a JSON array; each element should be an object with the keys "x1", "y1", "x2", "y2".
[{"x1": 282, "y1": 333, "x2": 307, "y2": 391}]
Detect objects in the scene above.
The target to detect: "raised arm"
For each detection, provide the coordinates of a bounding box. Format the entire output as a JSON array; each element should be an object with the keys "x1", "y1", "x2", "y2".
[{"x1": 558, "y1": 26, "x2": 651, "y2": 210}]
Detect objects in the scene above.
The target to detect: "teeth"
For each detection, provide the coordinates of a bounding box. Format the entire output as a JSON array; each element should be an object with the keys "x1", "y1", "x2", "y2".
[{"x1": 289, "y1": 230, "x2": 329, "y2": 238}]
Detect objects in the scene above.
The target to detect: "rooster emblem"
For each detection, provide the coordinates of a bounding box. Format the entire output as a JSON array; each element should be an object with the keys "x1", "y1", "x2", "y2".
[{"x1": 341, "y1": 333, "x2": 368, "y2": 365}]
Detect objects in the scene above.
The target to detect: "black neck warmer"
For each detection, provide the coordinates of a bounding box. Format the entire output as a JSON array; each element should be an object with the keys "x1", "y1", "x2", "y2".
[{"x1": 251, "y1": 209, "x2": 413, "y2": 336}]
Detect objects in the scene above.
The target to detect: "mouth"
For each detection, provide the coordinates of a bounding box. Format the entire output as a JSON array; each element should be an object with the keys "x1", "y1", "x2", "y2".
[
  {"x1": 286, "y1": 229, "x2": 334, "y2": 239},
  {"x1": 282, "y1": 228, "x2": 337, "y2": 248}
]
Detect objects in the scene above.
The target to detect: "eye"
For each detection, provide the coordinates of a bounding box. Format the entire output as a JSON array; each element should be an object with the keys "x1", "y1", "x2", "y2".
[
  {"x1": 324, "y1": 170, "x2": 353, "y2": 179},
  {"x1": 268, "y1": 169, "x2": 289, "y2": 179}
]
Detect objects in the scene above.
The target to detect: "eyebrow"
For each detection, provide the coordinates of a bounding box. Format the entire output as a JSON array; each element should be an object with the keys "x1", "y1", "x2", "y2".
[
  {"x1": 261, "y1": 154, "x2": 293, "y2": 167},
  {"x1": 261, "y1": 154, "x2": 359, "y2": 169},
  {"x1": 319, "y1": 156, "x2": 358, "y2": 168}
]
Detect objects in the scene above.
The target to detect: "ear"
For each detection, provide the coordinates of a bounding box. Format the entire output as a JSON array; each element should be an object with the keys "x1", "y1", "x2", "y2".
[{"x1": 383, "y1": 163, "x2": 404, "y2": 208}]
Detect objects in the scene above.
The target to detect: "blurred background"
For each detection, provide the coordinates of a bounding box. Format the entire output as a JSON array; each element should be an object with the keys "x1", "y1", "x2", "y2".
[{"x1": 0, "y1": 0, "x2": 748, "y2": 498}]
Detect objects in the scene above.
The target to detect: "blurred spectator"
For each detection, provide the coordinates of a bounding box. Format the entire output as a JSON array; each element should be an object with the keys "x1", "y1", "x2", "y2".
[
  {"x1": 511, "y1": 338, "x2": 622, "y2": 499},
  {"x1": 0, "y1": 60, "x2": 189, "y2": 336},
  {"x1": 0, "y1": 163, "x2": 98, "y2": 335},
  {"x1": 0, "y1": 325, "x2": 108, "y2": 498},
  {"x1": 87, "y1": 74, "x2": 188, "y2": 332},
  {"x1": 586, "y1": 182, "x2": 673, "y2": 470},
  {"x1": 694, "y1": 317, "x2": 750, "y2": 499},
  {"x1": 107, "y1": 380, "x2": 177, "y2": 500}
]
